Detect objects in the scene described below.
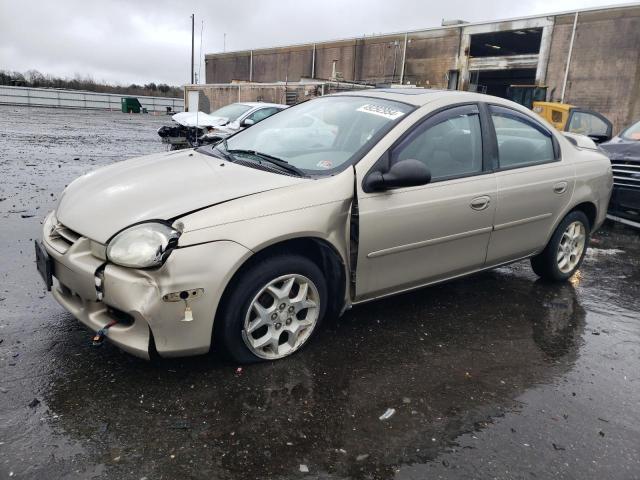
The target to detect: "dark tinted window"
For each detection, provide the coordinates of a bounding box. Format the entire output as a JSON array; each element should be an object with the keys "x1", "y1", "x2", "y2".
[
  {"x1": 491, "y1": 106, "x2": 555, "y2": 168},
  {"x1": 391, "y1": 106, "x2": 483, "y2": 181}
]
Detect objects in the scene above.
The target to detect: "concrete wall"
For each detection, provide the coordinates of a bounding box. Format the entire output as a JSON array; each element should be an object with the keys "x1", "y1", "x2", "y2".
[
  {"x1": 252, "y1": 45, "x2": 313, "y2": 82},
  {"x1": 184, "y1": 82, "x2": 369, "y2": 113},
  {"x1": 205, "y1": 53, "x2": 251, "y2": 84},
  {"x1": 405, "y1": 29, "x2": 461, "y2": 88},
  {"x1": 204, "y1": 5, "x2": 640, "y2": 131},
  {"x1": 548, "y1": 8, "x2": 640, "y2": 132}
]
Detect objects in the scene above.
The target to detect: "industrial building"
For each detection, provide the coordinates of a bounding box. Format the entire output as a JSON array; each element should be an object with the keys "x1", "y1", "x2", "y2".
[{"x1": 201, "y1": 3, "x2": 640, "y2": 131}]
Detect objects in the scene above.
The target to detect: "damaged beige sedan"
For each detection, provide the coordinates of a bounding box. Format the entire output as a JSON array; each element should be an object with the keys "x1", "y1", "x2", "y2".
[{"x1": 36, "y1": 89, "x2": 612, "y2": 362}]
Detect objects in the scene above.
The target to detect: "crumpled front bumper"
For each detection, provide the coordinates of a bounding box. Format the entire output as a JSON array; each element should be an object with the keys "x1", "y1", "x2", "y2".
[{"x1": 42, "y1": 213, "x2": 251, "y2": 359}]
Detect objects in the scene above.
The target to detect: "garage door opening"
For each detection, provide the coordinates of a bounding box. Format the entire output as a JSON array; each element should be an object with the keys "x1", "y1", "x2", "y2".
[
  {"x1": 469, "y1": 68, "x2": 537, "y2": 98},
  {"x1": 469, "y1": 29, "x2": 543, "y2": 57}
]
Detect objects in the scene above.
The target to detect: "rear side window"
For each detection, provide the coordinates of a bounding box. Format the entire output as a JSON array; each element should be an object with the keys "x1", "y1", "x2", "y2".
[
  {"x1": 491, "y1": 105, "x2": 556, "y2": 169},
  {"x1": 391, "y1": 105, "x2": 483, "y2": 181},
  {"x1": 247, "y1": 107, "x2": 280, "y2": 124}
]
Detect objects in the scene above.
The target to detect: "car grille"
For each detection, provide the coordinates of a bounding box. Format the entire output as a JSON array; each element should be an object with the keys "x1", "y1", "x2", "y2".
[
  {"x1": 47, "y1": 221, "x2": 82, "y2": 254},
  {"x1": 611, "y1": 159, "x2": 640, "y2": 190}
]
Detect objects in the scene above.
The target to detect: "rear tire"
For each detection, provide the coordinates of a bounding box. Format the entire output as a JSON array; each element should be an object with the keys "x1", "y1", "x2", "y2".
[
  {"x1": 216, "y1": 254, "x2": 327, "y2": 364},
  {"x1": 531, "y1": 211, "x2": 590, "y2": 282}
]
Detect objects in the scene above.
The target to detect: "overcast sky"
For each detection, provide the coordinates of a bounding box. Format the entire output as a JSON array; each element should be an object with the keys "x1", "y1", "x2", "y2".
[{"x1": 0, "y1": 0, "x2": 632, "y2": 86}]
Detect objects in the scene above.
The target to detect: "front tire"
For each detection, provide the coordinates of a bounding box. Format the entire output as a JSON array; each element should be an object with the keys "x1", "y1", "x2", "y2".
[
  {"x1": 217, "y1": 254, "x2": 327, "y2": 364},
  {"x1": 531, "y1": 211, "x2": 590, "y2": 282}
]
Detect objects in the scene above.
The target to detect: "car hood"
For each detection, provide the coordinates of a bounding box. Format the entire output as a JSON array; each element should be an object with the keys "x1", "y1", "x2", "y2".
[
  {"x1": 600, "y1": 138, "x2": 640, "y2": 161},
  {"x1": 172, "y1": 111, "x2": 228, "y2": 128},
  {"x1": 56, "y1": 149, "x2": 308, "y2": 243}
]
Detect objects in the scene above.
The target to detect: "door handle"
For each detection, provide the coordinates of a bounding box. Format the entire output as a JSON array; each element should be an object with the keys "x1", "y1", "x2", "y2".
[
  {"x1": 553, "y1": 181, "x2": 568, "y2": 194},
  {"x1": 470, "y1": 195, "x2": 491, "y2": 211}
]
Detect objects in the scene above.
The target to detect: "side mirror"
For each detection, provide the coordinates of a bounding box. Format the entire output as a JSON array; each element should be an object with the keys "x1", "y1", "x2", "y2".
[
  {"x1": 242, "y1": 118, "x2": 255, "y2": 127},
  {"x1": 364, "y1": 159, "x2": 431, "y2": 192}
]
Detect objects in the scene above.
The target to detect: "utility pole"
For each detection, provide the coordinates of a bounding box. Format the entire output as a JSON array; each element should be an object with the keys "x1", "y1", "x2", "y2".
[{"x1": 190, "y1": 14, "x2": 195, "y2": 84}]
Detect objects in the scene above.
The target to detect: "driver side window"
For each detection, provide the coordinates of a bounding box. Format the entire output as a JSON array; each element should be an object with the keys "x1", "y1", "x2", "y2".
[{"x1": 391, "y1": 105, "x2": 483, "y2": 181}]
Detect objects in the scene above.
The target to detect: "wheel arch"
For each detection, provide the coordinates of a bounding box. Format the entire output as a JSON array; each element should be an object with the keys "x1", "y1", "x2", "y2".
[
  {"x1": 543, "y1": 200, "x2": 598, "y2": 251},
  {"x1": 570, "y1": 201, "x2": 597, "y2": 229},
  {"x1": 212, "y1": 235, "x2": 348, "y2": 349}
]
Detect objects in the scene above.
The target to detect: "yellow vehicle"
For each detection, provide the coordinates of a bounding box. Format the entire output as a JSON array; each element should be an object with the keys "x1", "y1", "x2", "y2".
[
  {"x1": 506, "y1": 85, "x2": 613, "y2": 144},
  {"x1": 532, "y1": 101, "x2": 613, "y2": 144}
]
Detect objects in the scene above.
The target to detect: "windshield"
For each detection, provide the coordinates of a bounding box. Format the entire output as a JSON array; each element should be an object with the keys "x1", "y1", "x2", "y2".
[
  {"x1": 621, "y1": 120, "x2": 640, "y2": 141},
  {"x1": 211, "y1": 103, "x2": 252, "y2": 121},
  {"x1": 223, "y1": 96, "x2": 413, "y2": 174}
]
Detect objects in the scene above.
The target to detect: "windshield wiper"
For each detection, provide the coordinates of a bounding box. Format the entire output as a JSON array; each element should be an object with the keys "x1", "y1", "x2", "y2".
[
  {"x1": 227, "y1": 149, "x2": 307, "y2": 177},
  {"x1": 211, "y1": 137, "x2": 234, "y2": 162}
]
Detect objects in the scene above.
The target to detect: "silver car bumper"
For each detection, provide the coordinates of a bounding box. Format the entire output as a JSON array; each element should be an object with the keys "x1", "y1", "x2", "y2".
[{"x1": 41, "y1": 212, "x2": 251, "y2": 359}]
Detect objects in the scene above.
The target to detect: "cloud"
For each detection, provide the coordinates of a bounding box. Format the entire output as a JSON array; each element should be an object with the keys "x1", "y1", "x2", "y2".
[{"x1": 0, "y1": 0, "x2": 629, "y2": 86}]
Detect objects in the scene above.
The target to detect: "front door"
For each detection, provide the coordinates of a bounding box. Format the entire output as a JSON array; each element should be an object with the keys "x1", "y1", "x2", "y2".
[{"x1": 354, "y1": 104, "x2": 497, "y2": 301}]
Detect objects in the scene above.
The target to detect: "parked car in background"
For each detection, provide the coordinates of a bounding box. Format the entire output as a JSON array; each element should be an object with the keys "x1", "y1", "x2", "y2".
[
  {"x1": 36, "y1": 89, "x2": 612, "y2": 363},
  {"x1": 600, "y1": 118, "x2": 640, "y2": 228},
  {"x1": 533, "y1": 101, "x2": 613, "y2": 144},
  {"x1": 157, "y1": 102, "x2": 286, "y2": 150}
]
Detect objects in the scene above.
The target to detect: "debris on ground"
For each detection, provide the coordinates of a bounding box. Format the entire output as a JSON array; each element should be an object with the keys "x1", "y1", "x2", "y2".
[
  {"x1": 356, "y1": 454, "x2": 369, "y2": 461},
  {"x1": 169, "y1": 420, "x2": 190, "y2": 430},
  {"x1": 28, "y1": 398, "x2": 40, "y2": 408},
  {"x1": 552, "y1": 443, "x2": 566, "y2": 451},
  {"x1": 379, "y1": 408, "x2": 396, "y2": 421},
  {"x1": 299, "y1": 464, "x2": 309, "y2": 473},
  {"x1": 586, "y1": 248, "x2": 624, "y2": 256}
]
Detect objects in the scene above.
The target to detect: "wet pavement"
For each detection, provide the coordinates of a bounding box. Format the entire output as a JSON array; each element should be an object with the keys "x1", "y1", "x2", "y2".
[{"x1": 1, "y1": 105, "x2": 639, "y2": 479}]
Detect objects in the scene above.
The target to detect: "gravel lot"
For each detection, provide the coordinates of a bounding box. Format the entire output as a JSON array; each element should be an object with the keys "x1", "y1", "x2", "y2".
[{"x1": 1, "y1": 105, "x2": 639, "y2": 479}]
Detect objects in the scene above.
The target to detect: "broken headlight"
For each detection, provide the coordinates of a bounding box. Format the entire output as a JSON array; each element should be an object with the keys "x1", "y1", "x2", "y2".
[{"x1": 106, "y1": 222, "x2": 181, "y2": 268}]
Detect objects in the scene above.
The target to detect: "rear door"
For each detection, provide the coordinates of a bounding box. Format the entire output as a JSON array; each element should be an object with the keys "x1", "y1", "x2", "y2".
[
  {"x1": 485, "y1": 104, "x2": 575, "y2": 265},
  {"x1": 354, "y1": 103, "x2": 497, "y2": 300}
]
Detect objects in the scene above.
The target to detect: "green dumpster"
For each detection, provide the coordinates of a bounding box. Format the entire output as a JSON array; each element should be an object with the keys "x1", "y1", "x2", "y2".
[{"x1": 121, "y1": 97, "x2": 142, "y2": 113}]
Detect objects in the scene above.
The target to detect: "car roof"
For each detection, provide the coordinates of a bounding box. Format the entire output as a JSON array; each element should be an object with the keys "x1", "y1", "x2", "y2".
[
  {"x1": 331, "y1": 88, "x2": 510, "y2": 107},
  {"x1": 239, "y1": 102, "x2": 287, "y2": 108}
]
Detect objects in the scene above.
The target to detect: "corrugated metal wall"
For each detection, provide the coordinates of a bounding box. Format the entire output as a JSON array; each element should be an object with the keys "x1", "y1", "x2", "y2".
[{"x1": 0, "y1": 86, "x2": 184, "y2": 112}]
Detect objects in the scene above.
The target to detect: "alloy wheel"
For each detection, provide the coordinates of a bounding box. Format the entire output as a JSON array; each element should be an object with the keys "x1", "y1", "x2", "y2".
[
  {"x1": 242, "y1": 274, "x2": 320, "y2": 360},
  {"x1": 556, "y1": 221, "x2": 586, "y2": 274}
]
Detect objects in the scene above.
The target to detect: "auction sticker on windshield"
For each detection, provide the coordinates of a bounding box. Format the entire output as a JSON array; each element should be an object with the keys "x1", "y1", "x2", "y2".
[
  {"x1": 316, "y1": 160, "x2": 333, "y2": 169},
  {"x1": 356, "y1": 104, "x2": 406, "y2": 120}
]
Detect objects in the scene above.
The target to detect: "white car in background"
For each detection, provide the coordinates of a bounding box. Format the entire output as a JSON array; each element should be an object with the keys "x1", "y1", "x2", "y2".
[{"x1": 158, "y1": 102, "x2": 287, "y2": 149}]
